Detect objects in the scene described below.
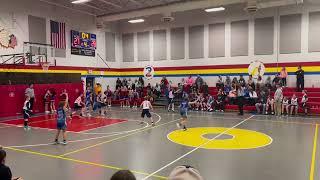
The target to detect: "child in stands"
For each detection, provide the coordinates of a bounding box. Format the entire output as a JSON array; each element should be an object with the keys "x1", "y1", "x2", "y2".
[
  {"x1": 206, "y1": 94, "x2": 214, "y2": 112},
  {"x1": 266, "y1": 95, "x2": 274, "y2": 115},
  {"x1": 301, "y1": 90, "x2": 309, "y2": 115},
  {"x1": 290, "y1": 94, "x2": 298, "y2": 116},
  {"x1": 282, "y1": 97, "x2": 290, "y2": 116}
]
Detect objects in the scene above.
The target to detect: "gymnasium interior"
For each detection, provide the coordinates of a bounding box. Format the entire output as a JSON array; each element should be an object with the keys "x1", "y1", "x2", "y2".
[{"x1": 1, "y1": 0, "x2": 320, "y2": 179}]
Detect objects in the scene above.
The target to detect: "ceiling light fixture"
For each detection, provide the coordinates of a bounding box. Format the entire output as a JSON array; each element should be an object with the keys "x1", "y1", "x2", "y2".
[
  {"x1": 205, "y1": 7, "x2": 225, "y2": 12},
  {"x1": 71, "y1": 0, "x2": 91, "y2": 4},
  {"x1": 128, "y1": 19, "x2": 145, "y2": 23}
]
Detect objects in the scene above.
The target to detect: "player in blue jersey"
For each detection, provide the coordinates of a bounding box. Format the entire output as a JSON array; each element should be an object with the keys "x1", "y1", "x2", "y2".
[
  {"x1": 177, "y1": 97, "x2": 196, "y2": 131},
  {"x1": 54, "y1": 94, "x2": 69, "y2": 145}
]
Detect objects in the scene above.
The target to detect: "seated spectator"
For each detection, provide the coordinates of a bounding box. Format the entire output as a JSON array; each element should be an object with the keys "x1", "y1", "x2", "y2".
[
  {"x1": 111, "y1": 170, "x2": 136, "y2": 180},
  {"x1": 0, "y1": 149, "x2": 23, "y2": 180},
  {"x1": 256, "y1": 75, "x2": 264, "y2": 92},
  {"x1": 228, "y1": 86, "x2": 237, "y2": 105},
  {"x1": 266, "y1": 95, "x2": 275, "y2": 115},
  {"x1": 301, "y1": 90, "x2": 309, "y2": 115},
  {"x1": 202, "y1": 82, "x2": 209, "y2": 96},
  {"x1": 154, "y1": 83, "x2": 161, "y2": 98},
  {"x1": 248, "y1": 87, "x2": 258, "y2": 105},
  {"x1": 127, "y1": 78, "x2": 132, "y2": 88},
  {"x1": 116, "y1": 78, "x2": 122, "y2": 90},
  {"x1": 272, "y1": 74, "x2": 281, "y2": 90},
  {"x1": 168, "y1": 165, "x2": 203, "y2": 180},
  {"x1": 282, "y1": 97, "x2": 290, "y2": 116},
  {"x1": 224, "y1": 83, "x2": 232, "y2": 94},
  {"x1": 225, "y1": 76, "x2": 231, "y2": 87},
  {"x1": 215, "y1": 89, "x2": 226, "y2": 112},
  {"x1": 255, "y1": 90, "x2": 267, "y2": 114},
  {"x1": 216, "y1": 75, "x2": 224, "y2": 90},
  {"x1": 132, "y1": 79, "x2": 137, "y2": 90},
  {"x1": 206, "y1": 94, "x2": 215, "y2": 112},
  {"x1": 265, "y1": 76, "x2": 272, "y2": 90},
  {"x1": 290, "y1": 94, "x2": 298, "y2": 116},
  {"x1": 186, "y1": 75, "x2": 194, "y2": 87},
  {"x1": 247, "y1": 75, "x2": 255, "y2": 90},
  {"x1": 191, "y1": 83, "x2": 197, "y2": 94},
  {"x1": 195, "y1": 75, "x2": 204, "y2": 92},
  {"x1": 238, "y1": 75, "x2": 246, "y2": 87},
  {"x1": 122, "y1": 78, "x2": 128, "y2": 88},
  {"x1": 232, "y1": 77, "x2": 238, "y2": 86}
]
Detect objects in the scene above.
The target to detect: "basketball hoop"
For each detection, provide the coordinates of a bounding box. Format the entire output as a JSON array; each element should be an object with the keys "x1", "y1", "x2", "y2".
[{"x1": 41, "y1": 62, "x2": 50, "y2": 72}]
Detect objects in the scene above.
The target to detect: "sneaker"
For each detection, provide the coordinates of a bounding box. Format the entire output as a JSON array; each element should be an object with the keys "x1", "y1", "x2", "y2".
[
  {"x1": 183, "y1": 127, "x2": 187, "y2": 131},
  {"x1": 265, "y1": 112, "x2": 268, "y2": 115},
  {"x1": 271, "y1": 112, "x2": 275, "y2": 115},
  {"x1": 24, "y1": 126, "x2": 31, "y2": 131},
  {"x1": 54, "y1": 140, "x2": 59, "y2": 145},
  {"x1": 45, "y1": 111, "x2": 50, "y2": 114},
  {"x1": 151, "y1": 122, "x2": 155, "y2": 126},
  {"x1": 87, "y1": 114, "x2": 92, "y2": 117},
  {"x1": 61, "y1": 140, "x2": 68, "y2": 145},
  {"x1": 176, "y1": 123, "x2": 181, "y2": 128},
  {"x1": 221, "y1": 110, "x2": 224, "y2": 112}
]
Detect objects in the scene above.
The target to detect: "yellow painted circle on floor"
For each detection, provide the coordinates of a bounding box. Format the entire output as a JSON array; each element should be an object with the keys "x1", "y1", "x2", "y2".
[{"x1": 167, "y1": 127, "x2": 272, "y2": 150}]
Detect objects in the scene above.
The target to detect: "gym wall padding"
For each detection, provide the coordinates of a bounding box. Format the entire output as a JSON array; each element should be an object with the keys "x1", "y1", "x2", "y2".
[
  {"x1": 137, "y1": 31, "x2": 150, "y2": 61},
  {"x1": 189, "y1": 25, "x2": 204, "y2": 59},
  {"x1": 280, "y1": 14, "x2": 302, "y2": 54},
  {"x1": 309, "y1": 11, "x2": 320, "y2": 53},
  {"x1": 153, "y1": 29, "x2": 167, "y2": 61},
  {"x1": 0, "y1": 83, "x2": 83, "y2": 117},
  {"x1": 122, "y1": 33, "x2": 134, "y2": 62},
  {"x1": 0, "y1": 72, "x2": 81, "y2": 85},
  {"x1": 106, "y1": 32, "x2": 116, "y2": 62},
  {"x1": 170, "y1": 27, "x2": 185, "y2": 60},
  {"x1": 254, "y1": 17, "x2": 274, "y2": 55},
  {"x1": 208, "y1": 23, "x2": 226, "y2": 58},
  {"x1": 231, "y1": 20, "x2": 249, "y2": 57}
]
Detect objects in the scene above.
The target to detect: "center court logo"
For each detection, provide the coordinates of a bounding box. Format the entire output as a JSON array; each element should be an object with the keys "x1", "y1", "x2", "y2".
[{"x1": 143, "y1": 65, "x2": 155, "y2": 80}]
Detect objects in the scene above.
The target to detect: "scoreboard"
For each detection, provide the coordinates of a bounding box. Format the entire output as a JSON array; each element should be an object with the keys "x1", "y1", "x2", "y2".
[{"x1": 71, "y1": 30, "x2": 96, "y2": 57}]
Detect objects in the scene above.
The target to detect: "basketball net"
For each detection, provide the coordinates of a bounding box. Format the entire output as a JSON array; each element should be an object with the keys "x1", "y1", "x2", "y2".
[{"x1": 41, "y1": 62, "x2": 50, "y2": 72}]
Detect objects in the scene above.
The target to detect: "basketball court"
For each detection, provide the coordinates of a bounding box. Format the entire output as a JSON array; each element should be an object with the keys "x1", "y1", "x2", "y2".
[{"x1": 1, "y1": 108, "x2": 319, "y2": 180}]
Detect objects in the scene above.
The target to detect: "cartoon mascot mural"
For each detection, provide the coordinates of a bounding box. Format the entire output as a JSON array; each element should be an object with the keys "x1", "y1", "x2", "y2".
[
  {"x1": 0, "y1": 27, "x2": 17, "y2": 49},
  {"x1": 143, "y1": 65, "x2": 155, "y2": 80}
]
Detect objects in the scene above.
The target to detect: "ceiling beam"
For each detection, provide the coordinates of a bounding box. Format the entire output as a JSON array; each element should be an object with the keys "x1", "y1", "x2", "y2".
[
  {"x1": 79, "y1": 3, "x2": 106, "y2": 12},
  {"x1": 98, "y1": 0, "x2": 123, "y2": 8}
]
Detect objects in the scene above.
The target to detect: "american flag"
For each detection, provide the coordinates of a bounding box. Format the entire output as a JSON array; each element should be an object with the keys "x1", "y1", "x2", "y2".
[{"x1": 50, "y1": 20, "x2": 66, "y2": 49}]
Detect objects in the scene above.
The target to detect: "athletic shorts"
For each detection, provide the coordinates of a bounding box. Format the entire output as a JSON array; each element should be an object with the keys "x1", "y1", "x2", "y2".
[
  {"x1": 180, "y1": 110, "x2": 187, "y2": 118},
  {"x1": 57, "y1": 122, "x2": 67, "y2": 130},
  {"x1": 168, "y1": 98, "x2": 174, "y2": 104},
  {"x1": 302, "y1": 103, "x2": 308, "y2": 108},
  {"x1": 141, "y1": 109, "x2": 151, "y2": 118},
  {"x1": 23, "y1": 110, "x2": 30, "y2": 119}
]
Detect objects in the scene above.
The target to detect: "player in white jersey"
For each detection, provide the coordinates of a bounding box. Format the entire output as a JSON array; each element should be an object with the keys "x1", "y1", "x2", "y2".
[{"x1": 140, "y1": 96, "x2": 154, "y2": 126}]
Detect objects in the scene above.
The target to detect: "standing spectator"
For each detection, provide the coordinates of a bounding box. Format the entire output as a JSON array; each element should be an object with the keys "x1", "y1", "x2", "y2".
[
  {"x1": 122, "y1": 78, "x2": 128, "y2": 88},
  {"x1": 0, "y1": 149, "x2": 23, "y2": 180},
  {"x1": 272, "y1": 74, "x2": 281, "y2": 90},
  {"x1": 195, "y1": 75, "x2": 204, "y2": 92},
  {"x1": 280, "y1": 67, "x2": 288, "y2": 87},
  {"x1": 295, "y1": 65, "x2": 304, "y2": 92},
  {"x1": 186, "y1": 75, "x2": 194, "y2": 88},
  {"x1": 116, "y1": 78, "x2": 122, "y2": 90},
  {"x1": 237, "y1": 85, "x2": 245, "y2": 115},
  {"x1": 25, "y1": 83, "x2": 35, "y2": 111},
  {"x1": 216, "y1": 75, "x2": 224, "y2": 90},
  {"x1": 160, "y1": 77, "x2": 169, "y2": 93},
  {"x1": 274, "y1": 84, "x2": 283, "y2": 116}
]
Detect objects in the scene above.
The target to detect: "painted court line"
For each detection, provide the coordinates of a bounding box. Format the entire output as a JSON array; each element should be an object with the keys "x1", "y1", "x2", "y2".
[
  {"x1": 59, "y1": 118, "x2": 179, "y2": 157},
  {"x1": 309, "y1": 124, "x2": 318, "y2": 180},
  {"x1": 251, "y1": 119, "x2": 317, "y2": 126},
  {"x1": 142, "y1": 115, "x2": 255, "y2": 180},
  {"x1": 4, "y1": 147, "x2": 167, "y2": 179}
]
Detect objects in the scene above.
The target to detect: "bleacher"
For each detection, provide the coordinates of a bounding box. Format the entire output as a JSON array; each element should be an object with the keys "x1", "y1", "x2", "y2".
[{"x1": 152, "y1": 87, "x2": 320, "y2": 115}]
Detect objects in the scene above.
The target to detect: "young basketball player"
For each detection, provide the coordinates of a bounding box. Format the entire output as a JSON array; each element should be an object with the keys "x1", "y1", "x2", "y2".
[
  {"x1": 177, "y1": 97, "x2": 196, "y2": 131},
  {"x1": 23, "y1": 96, "x2": 32, "y2": 131},
  {"x1": 74, "y1": 93, "x2": 85, "y2": 117},
  {"x1": 140, "y1": 96, "x2": 154, "y2": 126},
  {"x1": 132, "y1": 89, "x2": 139, "y2": 109},
  {"x1": 44, "y1": 89, "x2": 51, "y2": 114},
  {"x1": 54, "y1": 94, "x2": 69, "y2": 145}
]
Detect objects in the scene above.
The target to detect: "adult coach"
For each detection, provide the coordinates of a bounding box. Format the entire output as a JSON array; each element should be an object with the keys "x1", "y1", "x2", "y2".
[
  {"x1": 25, "y1": 83, "x2": 35, "y2": 110},
  {"x1": 295, "y1": 65, "x2": 304, "y2": 92},
  {"x1": 0, "y1": 148, "x2": 23, "y2": 180}
]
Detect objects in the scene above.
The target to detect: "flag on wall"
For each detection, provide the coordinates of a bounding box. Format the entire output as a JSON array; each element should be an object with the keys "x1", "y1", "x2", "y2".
[{"x1": 50, "y1": 20, "x2": 66, "y2": 49}]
